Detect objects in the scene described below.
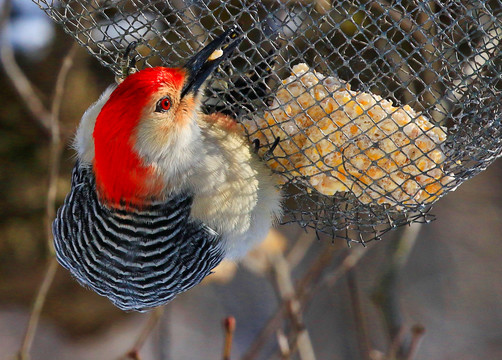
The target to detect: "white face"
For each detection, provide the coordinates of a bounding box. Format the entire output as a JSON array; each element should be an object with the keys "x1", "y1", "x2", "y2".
[{"x1": 133, "y1": 85, "x2": 204, "y2": 190}]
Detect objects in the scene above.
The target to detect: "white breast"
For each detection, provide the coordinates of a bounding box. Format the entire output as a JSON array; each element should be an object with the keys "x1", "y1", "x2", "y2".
[{"x1": 189, "y1": 120, "x2": 282, "y2": 259}]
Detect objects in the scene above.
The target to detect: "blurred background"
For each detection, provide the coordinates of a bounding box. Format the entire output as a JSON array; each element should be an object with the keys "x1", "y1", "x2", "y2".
[{"x1": 1, "y1": 0, "x2": 501, "y2": 359}]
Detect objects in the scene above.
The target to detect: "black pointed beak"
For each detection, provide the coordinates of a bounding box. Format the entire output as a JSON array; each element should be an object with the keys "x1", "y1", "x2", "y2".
[{"x1": 181, "y1": 26, "x2": 242, "y2": 98}]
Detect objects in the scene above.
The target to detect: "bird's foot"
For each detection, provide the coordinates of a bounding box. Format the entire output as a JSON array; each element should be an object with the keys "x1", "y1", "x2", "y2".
[
  {"x1": 116, "y1": 41, "x2": 139, "y2": 83},
  {"x1": 253, "y1": 136, "x2": 280, "y2": 161}
]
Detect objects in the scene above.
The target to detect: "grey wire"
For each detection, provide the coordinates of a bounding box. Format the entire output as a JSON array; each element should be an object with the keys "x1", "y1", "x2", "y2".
[{"x1": 31, "y1": 0, "x2": 502, "y2": 243}]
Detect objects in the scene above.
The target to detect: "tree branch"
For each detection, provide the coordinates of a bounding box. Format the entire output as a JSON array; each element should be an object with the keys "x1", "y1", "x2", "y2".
[
  {"x1": 15, "y1": 41, "x2": 78, "y2": 360},
  {"x1": 242, "y1": 243, "x2": 368, "y2": 360},
  {"x1": 0, "y1": 0, "x2": 52, "y2": 138},
  {"x1": 372, "y1": 223, "x2": 422, "y2": 359},
  {"x1": 222, "y1": 316, "x2": 236, "y2": 360},
  {"x1": 119, "y1": 307, "x2": 165, "y2": 360},
  {"x1": 270, "y1": 252, "x2": 316, "y2": 360}
]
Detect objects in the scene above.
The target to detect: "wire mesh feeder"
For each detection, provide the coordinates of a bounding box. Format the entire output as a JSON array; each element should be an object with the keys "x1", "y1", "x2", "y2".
[{"x1": 33, "y1": 0, "x2": 502, "y2": 243}]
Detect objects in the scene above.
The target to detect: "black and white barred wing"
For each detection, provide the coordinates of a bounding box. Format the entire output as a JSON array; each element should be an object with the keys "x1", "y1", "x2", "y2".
[{"x1": 53, "y1": 164, "x2": 224, "y2": 311}]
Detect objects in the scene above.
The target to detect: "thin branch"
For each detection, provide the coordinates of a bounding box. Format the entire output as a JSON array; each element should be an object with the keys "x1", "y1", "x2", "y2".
[
  {"x1": 285, "y1": 230, "x2": 315, "y2": 269},
  {"x1": 276, "y1": 329, "x2": 291, "y2": 360},
  {"x1": 347, "y1": 268, "x2": 371, "y2": 360},
  {"x1": 242, "y1": 243, "x2": 368, "y2": 360},
  {"x1": 287, "y1": 246, "x2": 369, "y2": 360},
  {"x1": 46, "y1": 43, "x2": 78, "y2": 253},
  {"x1": 120, "y1": 307, "x2": 165, "y2": 360},
  {"x1": 15, "y1": 41, "x2": 78, "y2": 360},
  {"x1": 372, "y1": 223, "x2": 422, "y2": 360},
  {"x1": 405, "y1": 325, "x2": 425, "y2": 360},
  {"x1": 157, "y1": 306, "x2": 171, "y2": 360},
  {"x1": 386, "y1": 326, "x2": 406, "y2": 360},
  {"x1": 0, "y1": 0, "x2": 51, "y2": 138},
  {"x1": 240, "y1": 298, "x2": 288, "y2": 360},
  {"x1": 241, "y1": 243, "x2": 335, "y2": 360},
  {"x1": 17, "y1": 258, "x2": 58, "y2": 360},
  {"x1": 295, "y1": 243, "x2": 340, "y2": 304},
  {"x1": 223, "y1": 316, "x2": 236, "y2": 360},
  {"x1": 285, "y1": 300, "x2": 315, "y2": 360},
  {"x1": 308, "y1": 246, "x2": 368, "y2": 306},
  {"x1": 270, "y1": 253, "x2": 316, "y2": 360}
]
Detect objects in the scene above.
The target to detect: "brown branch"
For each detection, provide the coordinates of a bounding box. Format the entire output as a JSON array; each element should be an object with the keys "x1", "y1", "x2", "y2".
[
  {"x1": 46, "y1": 43, "x2": 78, "y2": 253},
  {"x1": 269, "y1": 253, "x2": 316, "y2": 360},
  {"x1": 0, "y1": 0, "x2": 52, "y2": 138},
  {"x1": 120, "y1": 307, "x2": 165, "y2": 360},
  {"x1": 285, "y1": 230, "x2": 315, "y2": 269},
  {"x1": 223, "y1": 316, "x2": 236, "y2": 360},
  {"x1": 276, "y1": 329, "x2": 291, "y2": 360},
  {"x1": 17, "y1": 258, "x2": 58, "y2": 360},
  {"x1": 287, "y1": 246, "x2": 369, "y2": 360},
  {"x1": 386, "y1": 326, "x2": 406, "y2": 360},
  {"x1": 241, "y1": 243, "x2": 335, "y2": 360},
  {"x1": 242, "y1": 242, "x2": 368, "y2": 360},
  {"x1": 240, "y1": 298, "x2": 287, "y2": 360},
  {"x1": 308, "y1": 246, "x2": 368, "y2": 306},
  {"x1": 295, "y1": 243, "x2": 340, "y2": 304},
  {"x1": 372, "y1": 223, "x2": 422, "y2": 360},
  {"x1": 15, "y1": 41, "x2": 78, "y2": 360},
  {"x1": 347, "y1": 268, "x2": 371, "y2": 360},
  {"x1": 405, "y1": 325, "x2": 425, "y2": 360}
]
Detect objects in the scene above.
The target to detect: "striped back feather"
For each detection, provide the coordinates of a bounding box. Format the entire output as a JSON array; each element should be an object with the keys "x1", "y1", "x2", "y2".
[{"x1": 53, "y1": 163, "x2": 224, "y2": 311}]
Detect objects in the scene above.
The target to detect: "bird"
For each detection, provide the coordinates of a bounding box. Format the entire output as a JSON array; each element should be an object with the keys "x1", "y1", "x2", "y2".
[{"x1": 53, "y1": 27, "x2": 282, "y2": 311}]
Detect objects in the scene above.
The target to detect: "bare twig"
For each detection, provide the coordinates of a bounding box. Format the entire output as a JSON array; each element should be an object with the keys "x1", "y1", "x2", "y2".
[
  {"x1": 276, "y1": 329, "x2": 291, "y2": 360},
  {"x1": 270, "y1": 253, "x2": 316, "y2": 360},
  {"x1": 285, "y1": 300, "x2": 315, "y2": 360},
  {"x1": 295, "y1": 243, "x2": 340, "y2": 304},
  {"x1": 386, "y1": 326, "x2": 406, "y2": 360},
  {"x1": 223, "y1": 316, "x2": 236, "y2": 360},
  {"x1": 285, "y1": 230, "x2": 315, "y2": 269},
  {"x1": 310, "y1": 246, "x2": 368, "y2": 305},
  {"x1": 405, "y1": 325, "x2": 425, "y2": 360},
  {"x1": 46, "y1": 43, "x2": 78, "y2": 253},
  {"x1": 0, "y1": 0, "x2": 51, "y2": 138},
  {"x1": 15, "y1": 41, "x2": 78, "y2": 360},
  {"x1": 372, "y1": 223, "x2": 422, "y2": 359},
  {"x1": 242, "y1": 243, "x2": 368, "y2": 360},
  {"x1": 120, "y1": 307, "x2": 165, "y2": 360},
  {"x1": 17, "y1": 258, "x2": 58, "y2": 360},
  {"x1": 241, "y1": 243, "x2": 336, "y2": 360},
  {"x1": 156, "y1": 306, "x2": 171, "y2": 360},
  {"x1": 240, "y1": 299, "x2": 287, "y2": 360},
  {"x1": 347, "y1": 269, "x2": 370, "y2": 360}
]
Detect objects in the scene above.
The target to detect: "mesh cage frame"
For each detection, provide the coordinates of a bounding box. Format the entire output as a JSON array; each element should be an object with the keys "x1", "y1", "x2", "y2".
[{"x1": 32, "y1": 0, "x2": 502, "y2": 243}]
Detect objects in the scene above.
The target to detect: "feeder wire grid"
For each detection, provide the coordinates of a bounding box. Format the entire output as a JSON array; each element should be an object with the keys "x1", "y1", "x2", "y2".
[{"x1": 31, "y1": 0, "x2": 502, "y2": 243}]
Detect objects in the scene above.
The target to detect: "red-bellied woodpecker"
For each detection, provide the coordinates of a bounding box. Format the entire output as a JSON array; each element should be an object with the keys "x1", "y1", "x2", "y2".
[{"x1": 53, "y1": 28, "x2": 282, "y2": 311}]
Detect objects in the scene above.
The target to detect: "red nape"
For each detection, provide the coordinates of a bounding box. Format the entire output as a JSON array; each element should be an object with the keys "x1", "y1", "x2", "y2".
[{"x1": 93, "y1": 67, "x2": 184, "y2": 207}]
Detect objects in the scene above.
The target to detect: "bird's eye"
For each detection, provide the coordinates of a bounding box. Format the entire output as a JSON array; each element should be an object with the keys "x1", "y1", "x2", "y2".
[{"x1": 155, "y1": 97, "x2": 171, "y2": 112}]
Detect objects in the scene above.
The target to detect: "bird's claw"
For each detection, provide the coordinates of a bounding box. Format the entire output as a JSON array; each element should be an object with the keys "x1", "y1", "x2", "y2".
[
  {"x1": 116, "y1": 41, "x2": 140, "y2": 83},
  {"x1": 253, "y1": 139, "x2": 261, "y2": 154},
  {"x1": 124, "y1": 41, "x2": 138, "y2": 60},
  {"x1": 253, "y1": 136, "x2": 280, "y2": 160}
]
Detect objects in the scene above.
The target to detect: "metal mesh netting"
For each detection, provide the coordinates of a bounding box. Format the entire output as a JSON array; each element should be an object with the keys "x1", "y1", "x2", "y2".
[{"x1": 33, "y1": 0, "x2": 502, "y2": 243}]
